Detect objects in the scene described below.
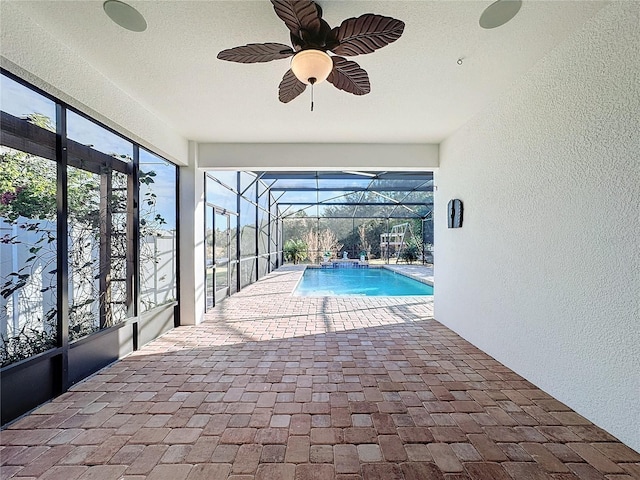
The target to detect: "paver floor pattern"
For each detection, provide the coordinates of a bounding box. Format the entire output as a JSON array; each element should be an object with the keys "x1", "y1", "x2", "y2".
[{"x1": 1, "y1": 266, "x2": 638, "y2": 480}]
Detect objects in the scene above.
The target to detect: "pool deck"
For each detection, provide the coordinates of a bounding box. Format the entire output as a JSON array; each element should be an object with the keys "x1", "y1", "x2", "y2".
[
  {"x1": 382, "y1": 264, "x2": 434, "y2": 286},
  {"x1": 2, "y1": 265, "x2": 638, "y2": 480}
]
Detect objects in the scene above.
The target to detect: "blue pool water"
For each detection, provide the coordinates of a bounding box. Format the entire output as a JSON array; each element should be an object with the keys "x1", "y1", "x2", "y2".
[{"x1": 295, "y1": 268, "x2": 433, "y2": 296}]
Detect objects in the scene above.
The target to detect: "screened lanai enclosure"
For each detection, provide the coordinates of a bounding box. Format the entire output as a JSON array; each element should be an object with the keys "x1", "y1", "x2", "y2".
[
  {"x1": 1, "y1": 69, "x2": 433, "y2": 426},
  {"x1": 204, "y1": 171, "x2": 433, "y2": 309}
]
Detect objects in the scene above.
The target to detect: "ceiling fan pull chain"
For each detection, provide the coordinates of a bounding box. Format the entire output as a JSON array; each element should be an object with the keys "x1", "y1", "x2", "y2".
[{"x1": 309, "y1": 77, "x2": 316, "y2": 112}]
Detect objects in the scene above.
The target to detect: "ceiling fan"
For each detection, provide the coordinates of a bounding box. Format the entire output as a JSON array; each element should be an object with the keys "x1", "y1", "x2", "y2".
[{"x1": 217, "y1": 0, "x2": 405, "y2": 108}]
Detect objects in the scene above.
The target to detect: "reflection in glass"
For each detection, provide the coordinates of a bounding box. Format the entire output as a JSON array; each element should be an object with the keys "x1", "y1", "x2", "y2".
[
  {"x1": 67, "y1": 111, "x2": 133, "y2": 161},
  {"x1": 109, "y1": 171, "x2": 129, "y2": 326},
  {"x1": 205, "y1": 206, "x2": 214, "y2": 310},
  {"x1": 1, "y1": 74, "x2": 56, "y2": 129},
  {"x1": 67, "y1": 166, "x2": 100, "y2": 340},
  {"x1": 66, "y1": 165, "x2": 130, "y2": 340},
  {"x1": 139, "y1": 150, "x2": 177, "y2": 312},
  {"x1": 0, "y1": 148, "x2": 57, "y2": 366}
]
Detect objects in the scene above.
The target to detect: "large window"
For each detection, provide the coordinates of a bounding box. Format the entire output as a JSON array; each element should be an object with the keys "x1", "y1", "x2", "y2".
[
  {"x1": 0, "y1": 71, "x2": 179, "y2": 366},
  {"x1": 65, "y1": 112, "x2": 134, "y2": 341},
  {"x1": 1, "y1": 77, "x2": 58, "y2": 366},
  {"x1": 0, "y1": 148, "x2": 58, "y2": 365},
  {"x1": 139, "y1": 149, "x2": 177, "y2": 312}
]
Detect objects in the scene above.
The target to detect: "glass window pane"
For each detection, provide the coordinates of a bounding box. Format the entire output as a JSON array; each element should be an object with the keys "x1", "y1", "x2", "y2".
[
  {"x1": 67, "y1": 166, "x2": 100, "y2": 340},
  {"x1": 67, "y1": 164, "x2": 131, "y2": 339},
  {"x1": 0, "y1": 148, "x2": 57, "y2": 366},
  {"x1": 1, "y1": 74, "x2": 56, "y2": 130},
  {"x1": 67, "y1": 110, "x2": 133, "y2": 161},
  {"x1": 139, "y1": 149, "x2": 177, "y2": 312},
  {"x1": 205, "y1": 206, "x2": 214, "y2": 311},
  {"x1": 109, "y1": 170, "x2": 129, "y2": 326}
]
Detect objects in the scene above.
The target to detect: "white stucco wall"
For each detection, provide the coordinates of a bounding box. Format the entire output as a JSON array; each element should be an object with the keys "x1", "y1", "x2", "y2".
[
  {"x1": 0, "y1": 2, "x2": 188, "y2": 165},
  {"x1": 179, "y1": 142, "x2": 206, "y2": 326},
  {"x1": 435, "y1": 3, "x2": 639, "y2": 450},
  {"x1": 198, "y1": 143, "x2": 438, "y2": 171}
]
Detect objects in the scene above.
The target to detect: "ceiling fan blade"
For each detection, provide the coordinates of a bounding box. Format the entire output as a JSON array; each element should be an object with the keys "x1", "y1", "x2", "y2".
[
  {"x1": 271, "y1": 0, "x2": 321, "y2": 39},
  {"x1": 279, "y1": 69, "x2": 307, "y2": 103},
  {"x1": 327, "y1": 57, "x2": 370, "y2": 96},
  {"x1": 330, "y1": 14, "x2": 405, "y2": 56},
  {"x1": 217, "y1": 43, "x2": 294, "y2": 63}
]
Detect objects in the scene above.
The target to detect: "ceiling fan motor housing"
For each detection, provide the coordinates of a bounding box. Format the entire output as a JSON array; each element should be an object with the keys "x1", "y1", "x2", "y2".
[{"x1": 217, "y1": 0, "x2": 405, "y2": 102}]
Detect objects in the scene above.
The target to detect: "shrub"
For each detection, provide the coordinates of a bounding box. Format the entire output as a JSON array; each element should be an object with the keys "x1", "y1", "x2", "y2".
[
  {"x1": 284, "y1": 239, "x2": 308, "y2": 264},
  {"x1": 400, "y1": 243, "x2": 420, "y2": 264}
]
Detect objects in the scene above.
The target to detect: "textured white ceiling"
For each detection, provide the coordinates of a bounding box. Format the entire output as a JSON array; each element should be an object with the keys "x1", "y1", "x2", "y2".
[{"x1": 4, "y1": 1, "x2": 606, "y2": 144}]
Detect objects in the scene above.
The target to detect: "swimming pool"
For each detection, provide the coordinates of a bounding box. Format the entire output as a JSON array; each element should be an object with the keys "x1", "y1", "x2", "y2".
[{"x1": 295, "y1": 267, "x2": 433, "y2": 296}]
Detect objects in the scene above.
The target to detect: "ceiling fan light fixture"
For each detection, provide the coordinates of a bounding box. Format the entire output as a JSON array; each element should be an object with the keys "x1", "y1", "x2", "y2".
[{"x1": 291, "y1": 50, "x2": 333, "y2": 85}]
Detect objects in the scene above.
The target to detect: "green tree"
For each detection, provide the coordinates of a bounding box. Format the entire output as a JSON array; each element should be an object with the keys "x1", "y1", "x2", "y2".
[
  {"x1": 283, "y1": 239, "x2": 308, "y2": 264},
  {"x1": 282, "y1": 210, "x2": 313, "y2": 244}
]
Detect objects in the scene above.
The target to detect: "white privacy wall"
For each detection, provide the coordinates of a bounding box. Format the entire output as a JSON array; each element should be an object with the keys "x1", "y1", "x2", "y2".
[{"x1": 435, "y1": 3, "x2": 639, "y2": 450}]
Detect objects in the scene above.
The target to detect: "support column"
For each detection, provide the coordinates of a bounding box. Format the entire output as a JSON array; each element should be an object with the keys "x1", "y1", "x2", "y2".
[{"x1": 178, "y1": 141, "x2": 205, "y2": 326}]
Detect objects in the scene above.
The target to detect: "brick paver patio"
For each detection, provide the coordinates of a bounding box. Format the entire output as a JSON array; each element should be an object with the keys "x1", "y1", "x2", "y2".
[{"x1": 1, "y1": 266, "x2": 638, "y2": 479}]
